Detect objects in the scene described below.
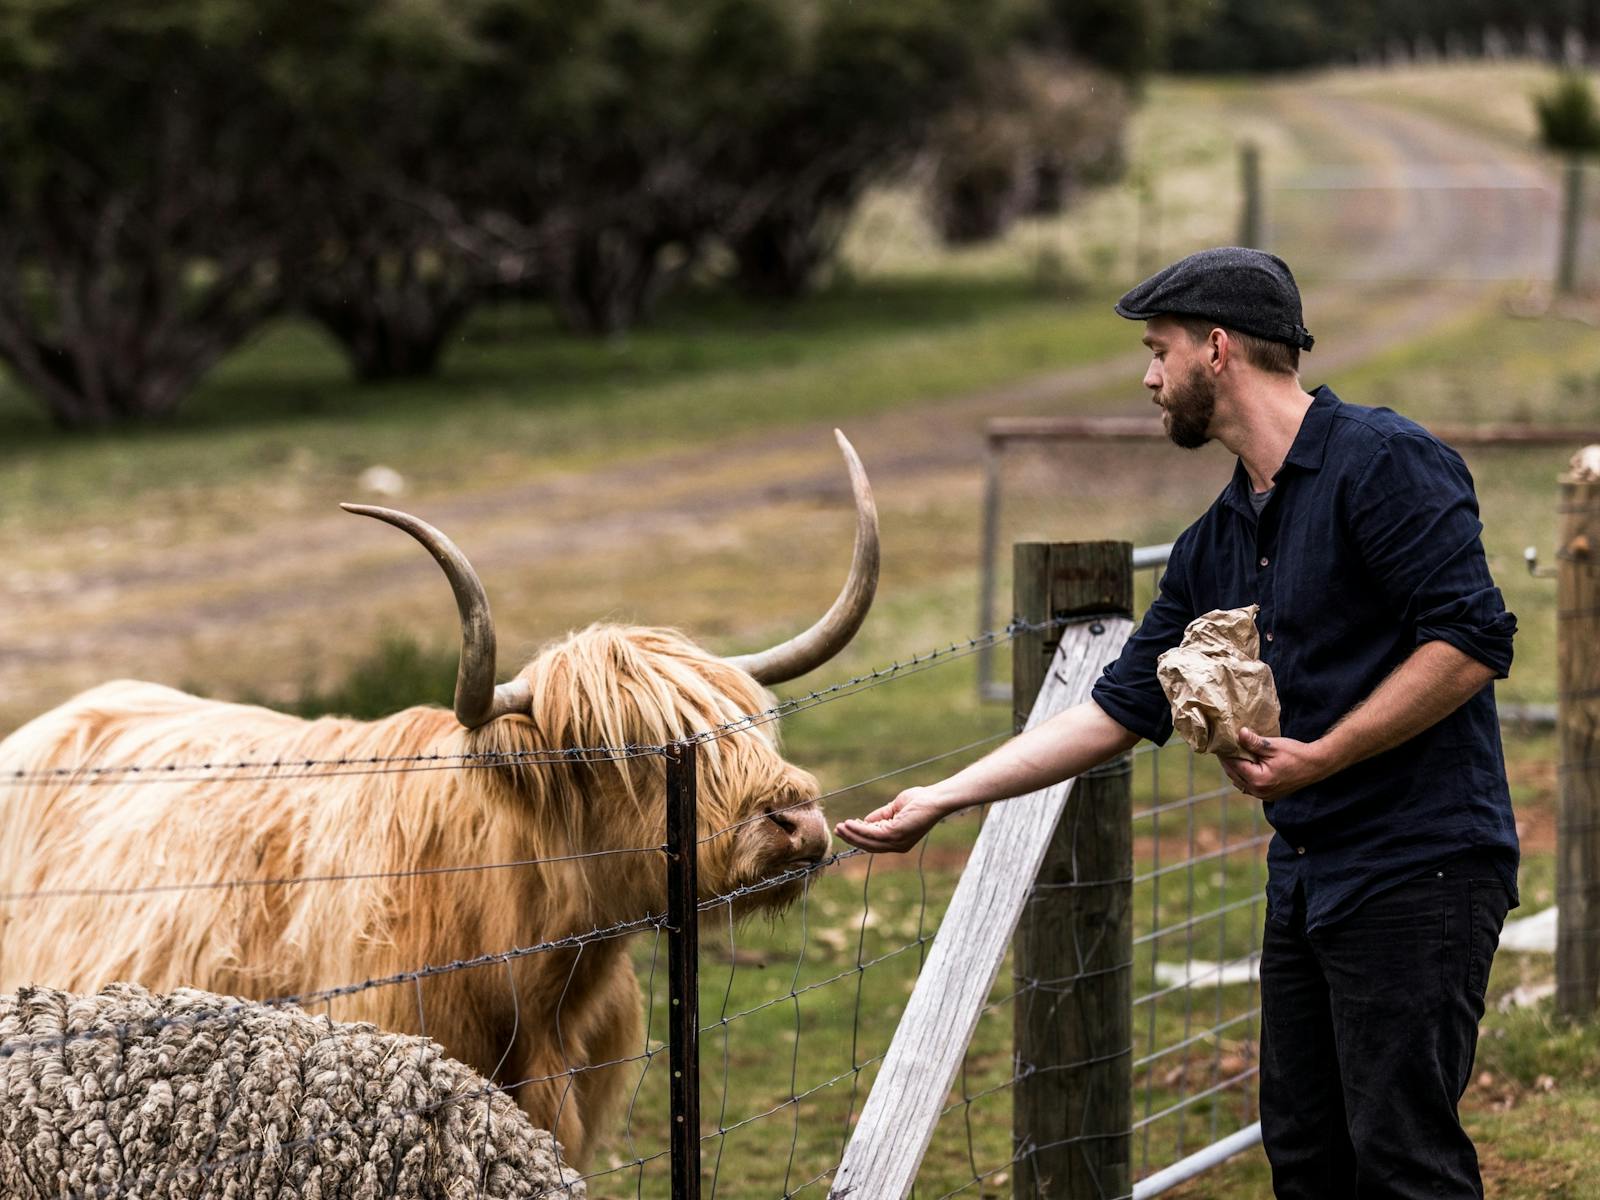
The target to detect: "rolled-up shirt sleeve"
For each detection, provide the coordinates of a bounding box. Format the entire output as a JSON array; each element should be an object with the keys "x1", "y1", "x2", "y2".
[
  {"x1": 1091, "y1": 534, "x2": 1196, "y2": 745},
  {"x1": 1350, "y1": 434, "x2": 1516, "y2": 677}
]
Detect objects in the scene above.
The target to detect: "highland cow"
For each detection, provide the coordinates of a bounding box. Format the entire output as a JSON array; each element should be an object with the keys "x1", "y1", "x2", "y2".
[{"x1": 0, "y1": 431, "x2": 879, "y2": 1166}]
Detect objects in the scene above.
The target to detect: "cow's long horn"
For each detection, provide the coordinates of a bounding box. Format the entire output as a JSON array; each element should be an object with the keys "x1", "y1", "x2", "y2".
[
  {"x1": 340, "y1": 503, "x2": 532, "y2": 728},
  {"x1": 726, "y1": 430, "x2": 880, "y2": 685}
]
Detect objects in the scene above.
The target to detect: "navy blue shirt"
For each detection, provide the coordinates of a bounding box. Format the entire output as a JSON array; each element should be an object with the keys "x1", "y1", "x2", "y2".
[{"x1": 1092, "y1": 386, "x2": 1519, "y2": 931}]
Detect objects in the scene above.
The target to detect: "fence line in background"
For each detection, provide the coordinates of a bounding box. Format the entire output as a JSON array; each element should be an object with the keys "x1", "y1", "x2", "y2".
[{"x1": 982, "y1": 417, "x2": 1600, "y2": 447}]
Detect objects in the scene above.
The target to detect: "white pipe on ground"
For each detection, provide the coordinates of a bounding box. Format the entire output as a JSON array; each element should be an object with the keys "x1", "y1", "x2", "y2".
[{"x1": 1132, "y1": 1121, "x2": 1263, "y2": 1199}]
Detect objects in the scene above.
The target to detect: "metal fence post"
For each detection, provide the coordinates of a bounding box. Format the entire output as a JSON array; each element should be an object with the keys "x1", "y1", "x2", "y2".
[
  {"x1": 1557, "y1": 476, "x2": 1600, "y2": 1018},
  {"x1": 1013, "y1": 542, "x2": 1134, "y2": 1199},
  {"x1": 666, "y1": 740, "x2": 702, "y2": 1199}
]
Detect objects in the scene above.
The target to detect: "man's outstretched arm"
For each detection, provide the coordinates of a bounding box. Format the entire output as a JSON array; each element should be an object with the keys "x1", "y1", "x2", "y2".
[
  {"x1": 1222, "y1": 639, "x2": 1495, "y2": 802},
  {"x1": 834, "y1": 700, "x2": 1139, "y2": 854}
]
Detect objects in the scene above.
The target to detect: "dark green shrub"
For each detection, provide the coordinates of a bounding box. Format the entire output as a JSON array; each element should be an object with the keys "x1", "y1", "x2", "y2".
[
  {"x1": 1536, "y1": 72, "x2": 1600, "y2": 155},
  {"x1": 281, "y1": 633, "x2": 459, "y2": 720}
]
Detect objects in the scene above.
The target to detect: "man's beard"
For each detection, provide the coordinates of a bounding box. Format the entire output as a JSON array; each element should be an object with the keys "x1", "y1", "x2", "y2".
[{"x1": 1160, "y1": 364, "x2": 1217, "y2": 449}]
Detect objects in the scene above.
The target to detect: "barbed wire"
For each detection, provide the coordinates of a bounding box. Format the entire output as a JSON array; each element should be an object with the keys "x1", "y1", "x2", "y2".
[
  {"x1": 0, "y1": 615, "x2": 1074, "y2": 786},
  {"x1": 1, "y1": 728, "x2": 1010, "y2": 905},
  {"x1": 699, "y1": 730, "x2": 1010, "y2": 846},
  {"x1": 0, "y1": 905, "x2": 669, "y2": 1059},
  {"x1": 0, "y1": 841, "x2": 667, "y2": 904},
  {"x1": 683, "y1": 616, "x2": 1083, "y2": 750},
  {"x1": 0, "y1": 742, "x2": 663, "y2": 787},
  {"x1": 0, "y1": 835, "x2": 876, "y2": 1063}
]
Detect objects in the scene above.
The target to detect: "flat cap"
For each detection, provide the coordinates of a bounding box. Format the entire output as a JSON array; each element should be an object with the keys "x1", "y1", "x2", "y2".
[{"x1": 1115, "y1": 246, "x2": 1314, "y2": 351}]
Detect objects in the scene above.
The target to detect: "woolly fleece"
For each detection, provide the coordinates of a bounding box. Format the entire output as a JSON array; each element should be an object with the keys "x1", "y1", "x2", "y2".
[{"x1": 0, "y1": 983, "x2": 585, "y2": 1199}]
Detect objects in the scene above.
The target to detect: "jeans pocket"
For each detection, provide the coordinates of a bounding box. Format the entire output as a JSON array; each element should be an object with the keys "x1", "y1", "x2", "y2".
[
  {"x1": 1465, "y1": 879, "x2": 1510, "y2": 1003},
  {"x1": 1325, "y1": 878, "x2": 1449, "y2": 1015}
]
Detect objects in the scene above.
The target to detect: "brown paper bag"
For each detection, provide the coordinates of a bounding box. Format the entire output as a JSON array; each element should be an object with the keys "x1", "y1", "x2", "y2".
[
  {"x1": 1564, "y1": 444, "x2": 1600, "y2": 483},
  {"x1": 1156, "y1": 605, "x2": 1281, "y2": 758}
]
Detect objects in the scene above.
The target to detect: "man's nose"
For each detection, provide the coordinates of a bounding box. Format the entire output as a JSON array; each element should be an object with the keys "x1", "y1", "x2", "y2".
[{"x1": 1143, "y1": 363, "x2": 1162, "y2": 391}]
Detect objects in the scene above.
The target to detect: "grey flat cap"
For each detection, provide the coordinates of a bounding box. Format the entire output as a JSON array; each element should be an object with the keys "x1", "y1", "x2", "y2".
[{"x1": 1115, "y1": 246, "x2": 1314, "y2": 351}]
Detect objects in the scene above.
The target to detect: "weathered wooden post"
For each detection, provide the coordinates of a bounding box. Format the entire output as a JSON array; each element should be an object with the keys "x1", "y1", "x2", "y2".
[
  {"x1": 1238, "y1": 142, "x2": 1263, "y2": 249},
  {"x1": 1134, "y1": 166, "x2": 1160, "y2": 276},
  {"x1": 1558, "y1": 466, "x2": 1600, "y2": 1018},
  {"x1": 1013, "y1": 542, "x2": 1133, "y2": 1199},
  {"x1": 1557, "y1": 157, "x2": 1586, "y2": 295},
  {"x1": 976, "y1": 429, "x2": 1007, "y2": 703}
]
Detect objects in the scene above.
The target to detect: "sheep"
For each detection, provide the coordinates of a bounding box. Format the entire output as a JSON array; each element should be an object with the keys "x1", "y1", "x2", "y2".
[{"x1": 0, "y1": 982, "x2": 586, "y2": 1199}]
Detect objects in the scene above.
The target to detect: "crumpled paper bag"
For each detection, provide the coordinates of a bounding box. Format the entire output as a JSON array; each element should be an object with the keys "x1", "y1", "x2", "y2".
[
  {"x1": 1156, "y1": 605, "x2": 1281, "y2": 757},
  {"x1": 1564, "y1": 445, "x2": 1600, "y2": 483}
]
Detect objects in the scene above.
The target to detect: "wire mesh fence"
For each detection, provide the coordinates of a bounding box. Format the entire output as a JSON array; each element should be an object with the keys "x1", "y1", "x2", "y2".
[
  {"x1": 0, "y1": 557, "x2": 1272, "y2": 1198},
  {"x1": 1129, "y1": 742, "x2": 1265, "y2": 1183}
]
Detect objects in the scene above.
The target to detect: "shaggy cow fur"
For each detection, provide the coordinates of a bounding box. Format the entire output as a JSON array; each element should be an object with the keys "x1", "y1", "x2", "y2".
[
  {"x1": 0, "y1": 624, "x2": 828, "y2": 1165},
  {"x1": 0, "y1": 982, "x2": 584, "y2": 1199}
]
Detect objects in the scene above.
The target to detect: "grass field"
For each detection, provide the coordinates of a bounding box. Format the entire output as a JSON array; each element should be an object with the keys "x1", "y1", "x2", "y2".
[{"x1": 5, "y1": 62, "x2": 1600, "y2": 1198}]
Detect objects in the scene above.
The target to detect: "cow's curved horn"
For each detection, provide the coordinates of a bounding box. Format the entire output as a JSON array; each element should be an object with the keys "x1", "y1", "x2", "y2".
[
  {"x1": 340, "y1": 503, "x2": 531, "y2": 728},
  {"x1": 726, "y1": 430, "x2": 880, "y2": 685}
]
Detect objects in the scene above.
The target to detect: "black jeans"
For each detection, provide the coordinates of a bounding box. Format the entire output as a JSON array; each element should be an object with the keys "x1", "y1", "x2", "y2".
[{"x1": 1259, "y1": 856, "x2": 1510, "y2": 1199}]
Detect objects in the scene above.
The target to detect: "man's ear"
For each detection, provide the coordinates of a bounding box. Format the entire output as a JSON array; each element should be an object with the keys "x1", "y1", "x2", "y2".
[{"x1": 1209, "y1": 327, "x2": 1229, "y2": 372}]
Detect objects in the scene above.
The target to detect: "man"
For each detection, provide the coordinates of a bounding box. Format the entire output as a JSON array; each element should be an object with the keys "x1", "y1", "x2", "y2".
[{"x1": 836, "y1": 246, "x2": 1518, "y2": 1199}]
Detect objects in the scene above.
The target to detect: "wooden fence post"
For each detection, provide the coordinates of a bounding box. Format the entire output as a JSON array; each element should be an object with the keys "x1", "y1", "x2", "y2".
[
  {"x1": 1557, "y1": 157, "x2": 1585, "y2": 296},
  {"x1": 1238, "y1": 142, "x2": 1263, "y2": 249},
  {"x1": 1013, "y1": 542, "x2": 1134, "y2": 1199},
  {"x1": 976, "y1": 430, "x2": 1007, "y2": 703},
  {"x1": 1558, "y1": 474, "x2": 1600, "y2": 1018}
]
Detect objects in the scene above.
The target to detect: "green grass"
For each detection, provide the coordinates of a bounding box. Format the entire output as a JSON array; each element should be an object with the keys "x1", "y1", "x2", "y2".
[{"x1": 0, "y1": 279, "x2": 1133, "y2": 539}]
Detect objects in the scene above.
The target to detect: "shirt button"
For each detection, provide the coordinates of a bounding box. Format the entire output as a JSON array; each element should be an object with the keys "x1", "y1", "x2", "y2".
[
  {"x1": 1296, "y1": 846, "x2": 1306, "y2": 855},
  {"x1": 1265, "y1": 631, "x2": 1275, "y2": 642},
  {"x1": 1259, "y1": 556, "x2": 1269, "y2": 567}
]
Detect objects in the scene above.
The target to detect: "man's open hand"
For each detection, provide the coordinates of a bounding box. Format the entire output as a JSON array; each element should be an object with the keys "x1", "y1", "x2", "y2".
[
  {"x1": 834, "y1": 786, "x2": 946, "y2": 854},
  {"x1": 1220, "y1": 728, "x2": 1335, "y2": 802}
]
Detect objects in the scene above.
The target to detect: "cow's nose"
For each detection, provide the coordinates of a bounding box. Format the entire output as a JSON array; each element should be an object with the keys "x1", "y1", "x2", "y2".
[{"x1": 770, "y1": 802, "x2": 828, "y2": 865}]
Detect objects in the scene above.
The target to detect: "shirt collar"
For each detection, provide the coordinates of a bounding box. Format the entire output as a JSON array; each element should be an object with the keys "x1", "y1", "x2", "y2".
[
  {"x1": 1281, "y1": 385, "x2": 1340, "y2": 472},
  {"x1": 1223, "y1": 385, "x2": 1340, "y2": 518}
]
